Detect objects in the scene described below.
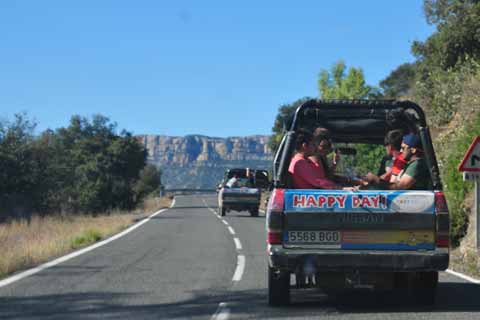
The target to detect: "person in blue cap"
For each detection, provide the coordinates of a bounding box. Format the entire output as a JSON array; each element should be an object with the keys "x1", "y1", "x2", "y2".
[{"x1": 389, "y1": 133, "x2": 432, "y2": 190}]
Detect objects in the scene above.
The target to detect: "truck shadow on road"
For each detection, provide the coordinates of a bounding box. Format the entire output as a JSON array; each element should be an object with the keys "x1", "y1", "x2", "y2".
[
  {"x1": 278, "y1": 281, "x2": 480, "y2": 315},
  {"x1": 1, "y1": 282, "x2": 480, "y2": 319}
]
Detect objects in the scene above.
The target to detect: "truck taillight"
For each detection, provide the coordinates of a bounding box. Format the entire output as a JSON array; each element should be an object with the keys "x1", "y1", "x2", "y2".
[
  {"x1": 267, "y1": 231, "x2": 282, "y2": 245},
  {"x1": 266, "y1": 189, "x2": 285, "y2": 245},
  {"x1": 268, "y1": 188, "x2": 285, "y2": 212},
  {"x1": 435, "y1": 191, "x2": 448, "y2": 213},
  {"x1": 435, "y1": 191, "x2": 450, "y2": 248}
]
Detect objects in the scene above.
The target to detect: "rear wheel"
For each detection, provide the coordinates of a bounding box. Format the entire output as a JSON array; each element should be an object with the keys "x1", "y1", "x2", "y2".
[
  {"x1": 250, "y1": 208, "x2": 259, "y2": 217},
  {"x1": 268, "y1": 266, "x2": 290, "y2": 306},
  {"x1": 219, "y1": 204, "x2": 226, "y2": 216}
]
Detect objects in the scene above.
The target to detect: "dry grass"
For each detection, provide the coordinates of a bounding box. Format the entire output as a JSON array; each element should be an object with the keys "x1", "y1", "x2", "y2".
[{"x1": 0, "y1": 196, "x2": 172, "y2": 279}]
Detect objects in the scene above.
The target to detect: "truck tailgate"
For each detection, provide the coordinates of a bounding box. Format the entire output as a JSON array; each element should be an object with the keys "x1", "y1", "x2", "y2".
[{"x1": 283, "y1": 190, "x2": 436, "y2": 251}]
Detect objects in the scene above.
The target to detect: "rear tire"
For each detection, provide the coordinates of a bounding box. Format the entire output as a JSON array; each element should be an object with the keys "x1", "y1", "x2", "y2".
[
  {"x1": 268, "y1": 266, "x2": 290, "y2": 306},
  {"x1": 219, "y1": 204, "x2": 226, "y2": 216},
  {"x1": 250, "y1": 208, "x2": 259, "y2": 217}
]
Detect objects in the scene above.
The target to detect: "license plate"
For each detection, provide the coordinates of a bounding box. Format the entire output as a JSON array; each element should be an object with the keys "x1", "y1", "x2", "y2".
[{"x1": 287, "y1": 231, "x2": 340, "y2": 244}]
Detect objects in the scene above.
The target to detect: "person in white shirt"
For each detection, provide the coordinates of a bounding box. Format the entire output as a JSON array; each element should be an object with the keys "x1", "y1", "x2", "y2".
[{"x1": 225, "y1": 174, "x2": 239, "y2": 188}]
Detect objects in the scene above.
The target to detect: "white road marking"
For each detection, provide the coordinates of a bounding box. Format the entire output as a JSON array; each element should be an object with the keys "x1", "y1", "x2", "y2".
[
  {"x1": 232, "y1": 254, "x2": 245, "y2": 281},
  {"x1": 446, "y1": 269, "x2": 480, "y2": 284},
  {"x1": 211, "y1": 302, "x2": 230, "y2": 320},
  {"x1": 0, "y1": 203, "x2": 173, "y2": 289},
  {"x1": 202, "y1": 198, "x2": 222, "y2": 218},
  {"x1": 201, "y1": 195, "x2": 246, "y2": 291},
  {"x1": 233, "y1": 238, "x2": 242, "y2": 250}
]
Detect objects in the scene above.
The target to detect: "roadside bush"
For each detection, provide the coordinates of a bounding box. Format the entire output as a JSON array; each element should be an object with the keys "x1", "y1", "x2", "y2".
[
  {"x1": 415, "y1": 59, "x2": 479, "y2": 126},
  {"x1": 71, "y1": 229, "x2": 102, "y2": 248},
  {"x1": 134, "y1": 164, "x2": 162, "y2": 200}
]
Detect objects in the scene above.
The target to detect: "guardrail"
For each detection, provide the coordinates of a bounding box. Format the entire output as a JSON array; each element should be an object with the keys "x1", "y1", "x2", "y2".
[{"x1": 163, "y1": 189, "x2": 216, "y2": 195}]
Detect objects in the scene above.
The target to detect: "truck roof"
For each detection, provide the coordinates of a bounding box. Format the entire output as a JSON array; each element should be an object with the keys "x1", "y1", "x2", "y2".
[{"x1": 289, "y1": 99, "x2": 426, "y2": 144}]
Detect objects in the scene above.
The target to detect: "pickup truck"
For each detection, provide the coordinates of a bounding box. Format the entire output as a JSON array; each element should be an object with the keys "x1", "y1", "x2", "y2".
[
  {"x1": 266, "y1": 99, "x2": 449, "y2": 306},
  {"x1": 217, "y1": 168, "x2": 269, "y2": 217}
]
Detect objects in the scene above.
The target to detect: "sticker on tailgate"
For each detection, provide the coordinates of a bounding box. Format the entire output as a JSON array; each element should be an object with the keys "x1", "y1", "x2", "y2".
[{"x1": 284, "y1": 190, "x2": 434, "y2": 214}]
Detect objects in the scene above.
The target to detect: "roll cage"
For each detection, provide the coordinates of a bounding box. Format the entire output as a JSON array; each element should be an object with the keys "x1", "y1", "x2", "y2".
[{"x1": 272, "y1": 99, "x2": 442, "y2": 190}]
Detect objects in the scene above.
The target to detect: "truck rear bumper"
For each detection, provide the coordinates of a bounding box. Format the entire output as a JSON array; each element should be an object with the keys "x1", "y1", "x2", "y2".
[{"x1": 268, "y1": 247, "x2": 449, "y2": 272}]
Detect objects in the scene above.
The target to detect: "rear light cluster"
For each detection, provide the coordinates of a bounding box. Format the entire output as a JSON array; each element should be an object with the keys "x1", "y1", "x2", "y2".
[
  {"x1": 266, "y1": 189, "x2": 285, "y2": 245},
  {"x1": 435, "y1": 191, "x2": 450, "y2": 248}
]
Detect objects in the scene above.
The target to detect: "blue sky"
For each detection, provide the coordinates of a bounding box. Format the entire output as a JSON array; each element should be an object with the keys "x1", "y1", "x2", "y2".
[{"x1": 0, "y1": 1, "x2": 434, "y2": 137}]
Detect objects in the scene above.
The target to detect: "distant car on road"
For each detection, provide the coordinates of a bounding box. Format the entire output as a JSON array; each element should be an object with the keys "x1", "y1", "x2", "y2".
[{"x1": 218, "y1": 168, "x2": 270, "y2": 217}]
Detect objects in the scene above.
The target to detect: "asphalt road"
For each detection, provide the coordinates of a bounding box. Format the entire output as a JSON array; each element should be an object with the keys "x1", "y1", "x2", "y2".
[{"x1": 1, "y1": 194, "x2": 480, "y2": 319}]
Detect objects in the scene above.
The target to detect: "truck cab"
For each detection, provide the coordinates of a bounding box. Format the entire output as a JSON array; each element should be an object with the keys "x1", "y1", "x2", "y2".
[{"x1": 266, "y1": 99, "x2": 449, "y2": 306}]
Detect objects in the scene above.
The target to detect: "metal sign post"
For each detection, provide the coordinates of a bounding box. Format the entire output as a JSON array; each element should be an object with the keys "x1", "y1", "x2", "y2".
[
  {"x1": 477, "y1": 180, "x2": 480, "y2": 253},
  {"x1": 459, "y1": 136, "x2": 480, "y2": 251},
  {"x1": 464, "y1": 172, "x2": 480, "y2": 251}
]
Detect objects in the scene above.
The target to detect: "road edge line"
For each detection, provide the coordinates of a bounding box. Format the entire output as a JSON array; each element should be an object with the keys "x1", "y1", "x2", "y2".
[
  {"x1": 0, "y1": 201, "x2": 174, "y2": 289},
  {"x1": 233, "y1": 238, "x2": 242, "y2": 251},
  {"x1": 211, "y1": 302, "x2": 230, "y2": 320},
  {"x1": 232, "y1": 254, "x2": 245, "y2": 282},
  {"x1": 446, "y1": 268, "x2": 480, "y2": 284}
]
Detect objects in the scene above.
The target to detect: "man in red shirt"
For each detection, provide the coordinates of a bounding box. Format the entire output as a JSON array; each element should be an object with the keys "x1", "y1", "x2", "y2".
[
  {"x1": 288, "y1": 129, "x2": 355, "y2": 190},
  {"x1": 364, "y1": 129, "x2": 407, "y2": 185}
]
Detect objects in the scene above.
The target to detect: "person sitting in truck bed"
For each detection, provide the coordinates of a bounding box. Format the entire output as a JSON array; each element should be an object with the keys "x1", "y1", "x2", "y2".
[
  {"x1": 311, "y1": 127, "x2": 339, "y2": 178},
  {"x1": 288, "y1": 129, "x2": 357, "y2": 190},
  {"x1": 364, "y1": 129, "x2": 407, "y2": 187},
  {"x1": 389, "y1": 134, "x2": 432, "y2": 190},
  {"x1": 308, "y1": 132, "x2": 364, "y2": 187},
  {"x1": 225, "y1": 174, "x2": 239, "y2": 188}
]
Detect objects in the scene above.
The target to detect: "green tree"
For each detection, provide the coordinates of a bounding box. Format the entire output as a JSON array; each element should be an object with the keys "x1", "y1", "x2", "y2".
[
  {"x1": 318, "y1": 61, "x2": 375, "y2": 99},
  {"x1": 268, "y1": 97, "x2": 313, "y2": 152},
  {"x1": 317, "y1": 61, "x2": 383, "y2": 174},
  {"x1": 379, "y1": 63, "x2": 417, "y2": 98},
  {"x1": 270, "y1": 61, "x2": 380, "y2": 155},
  {"x1": 134, "y1": 164, "x2": 162, "y2": 200},
  {"x1": 410, "y1": 0, "x2": 480, "y2": 125},
  {"x1": 413, "y1": 0, "x2": 480, "y2": 70},
  {"x1": 0, "y1": 113, "x2": 38, "y2": 220},
  {"x1": 64, "y1": 115, "x2": 146, "y2": 212}
]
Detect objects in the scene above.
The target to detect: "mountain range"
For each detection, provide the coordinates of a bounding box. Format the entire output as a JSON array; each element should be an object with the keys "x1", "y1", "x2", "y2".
[{"x1": 137, "y1": 135, "x2": 273, "y2": 189}]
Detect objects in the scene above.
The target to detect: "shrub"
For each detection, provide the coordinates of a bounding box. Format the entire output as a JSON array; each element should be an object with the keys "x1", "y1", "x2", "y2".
[{"x1": 71, "y1": 229, "x2": 102, "y2": 248}]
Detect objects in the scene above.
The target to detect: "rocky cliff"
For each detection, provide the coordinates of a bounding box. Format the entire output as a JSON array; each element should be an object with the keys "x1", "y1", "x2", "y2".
[{"x1": 137, "y1": 135, "x2": 273, "y2": 189}]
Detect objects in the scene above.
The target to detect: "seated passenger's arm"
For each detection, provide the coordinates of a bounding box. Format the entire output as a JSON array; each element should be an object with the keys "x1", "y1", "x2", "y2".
[{"x1": 390, "y1": 174, "x2": 415, "y2": 190}]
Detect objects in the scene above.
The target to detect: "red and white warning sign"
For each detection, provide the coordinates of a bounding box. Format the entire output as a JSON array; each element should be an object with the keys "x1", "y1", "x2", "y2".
[{"x1": 458, "y1": 136, "x2": 480, "y2": 172}]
